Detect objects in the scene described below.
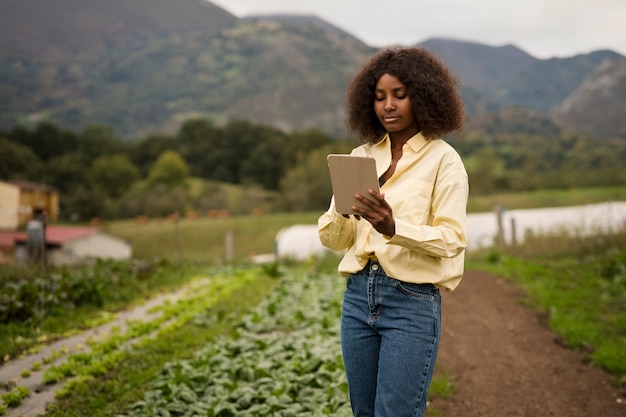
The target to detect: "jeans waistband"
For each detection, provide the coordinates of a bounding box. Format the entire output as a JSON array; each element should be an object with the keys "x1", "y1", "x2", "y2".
[{"x1": 363, "y1": 259, "x2": 438, "y2": 292}]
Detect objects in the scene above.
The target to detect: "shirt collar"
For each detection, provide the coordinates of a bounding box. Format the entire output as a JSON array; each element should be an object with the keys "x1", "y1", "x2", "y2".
[{"x1": 372, "y1": 131, "x2": 429, "y2": 152}]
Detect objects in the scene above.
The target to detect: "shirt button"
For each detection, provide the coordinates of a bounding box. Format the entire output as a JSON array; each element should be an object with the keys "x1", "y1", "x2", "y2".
[{"x1": 372, "y1": 264, "x2": 379, "y2": 271}]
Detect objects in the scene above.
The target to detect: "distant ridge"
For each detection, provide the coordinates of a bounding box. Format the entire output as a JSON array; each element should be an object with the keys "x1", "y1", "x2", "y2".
[
  {"x1": 418, "y1": 38, "x2": 535, "y2": 89},
  {"x1": 242, "y1": 14, "x2": 367, "y2": 46},
  {"x1": 0, "y1": 0, "x2": 237, "y2": 59},
  {"x1": 0, "y1": 0, "x2": 624, "y2": 138}
]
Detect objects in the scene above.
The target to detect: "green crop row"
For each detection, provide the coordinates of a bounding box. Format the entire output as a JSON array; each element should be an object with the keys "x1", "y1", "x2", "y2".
[{"x1": 119, "y1": 265, "x2": 352, "y2": 417}]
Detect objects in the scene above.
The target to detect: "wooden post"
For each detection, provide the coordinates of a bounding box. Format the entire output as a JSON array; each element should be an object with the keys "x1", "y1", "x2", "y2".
[
  {"x1": 225, "y1": 230, "x2": 234, "y2": 262},
  {"x1": 510, "y1": 217, "x2": 517, "y2": 246},
  {"x1": 495, "y1": 204, "x2": 505, "y2": 247}
]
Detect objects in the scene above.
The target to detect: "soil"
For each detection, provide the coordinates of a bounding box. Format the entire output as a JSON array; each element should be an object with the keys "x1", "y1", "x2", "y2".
[
  {"x1": 429, "y1": 270, "x2": 626, "y2": 417},
  {"x1": 2, "y1": 270, "x2": 625, "y2": 416}
]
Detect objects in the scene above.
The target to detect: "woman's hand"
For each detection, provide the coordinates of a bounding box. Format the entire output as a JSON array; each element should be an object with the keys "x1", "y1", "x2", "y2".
[{"x1": 350, "y1": 189, "x2": 395, "y2": 237}]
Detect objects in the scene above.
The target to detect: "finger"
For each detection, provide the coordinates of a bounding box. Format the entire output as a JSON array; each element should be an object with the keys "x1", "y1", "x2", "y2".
[
  {"x1": 368, "y1": 189, "x2": 387, "y2": 204},
  {"x1": 355, "y1": 194, "x2": 378, "y2": 208}
]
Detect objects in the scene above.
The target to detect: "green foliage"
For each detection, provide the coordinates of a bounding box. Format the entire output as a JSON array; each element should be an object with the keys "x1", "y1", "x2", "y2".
[
  {"x1": 90, "y1": 154, "x2": 140, "y2": 198},
  {"x1": 147, "y1": 150, "x2": 189, "y2": 188},
  {"x1": 428, "y1": 370, "x2": 454, "y2": 399},
  {"x1": 452, "y1": 132, "x2": 626, "y2": 195},
  {"x1": 0, "y1": 258, "x2": 193, "y2": 359},
  {"x1": 0, "y1": 136, "x2": 43, "y2": 179},
  {"x1": 43, "y1": 268, "x2": 279, "y2": 417},
  {"x1": 61, "y1": 184, "x2": 110, "y2": 221},
  {"x1": 119, "y1": 266, "x2": 351, "y2": 417},
  {"x1": 3, "y1": 118, "x2": 626, "y2": 221},
  {"x1": 1, "y1": 385, "x2": 30, "y2": 408},
  {"x1": 280, "y1": 142, "x2": 353, "y2": 211},
  {"x1": 44, "y1": 152, "x2": 91, "y2": 192},
  {"x1": 0, "y1": 259, "x2": 157, "y2": 324}
]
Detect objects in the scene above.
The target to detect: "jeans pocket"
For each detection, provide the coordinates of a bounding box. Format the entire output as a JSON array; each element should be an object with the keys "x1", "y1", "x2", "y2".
[{"x1": 394, "y1": 280, "x2": 436, "y2": 301}]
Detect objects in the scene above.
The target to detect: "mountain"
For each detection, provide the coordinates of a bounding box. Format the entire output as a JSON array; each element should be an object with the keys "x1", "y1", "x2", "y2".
[
  {"x1": 242, "y1": 14, "x2": 366, "y2": 46},
  {"x1": 0, "y1": 0, "x2": 236, "y2": 59},
  {"x1": 0, "y1": 0, "x2": 624, "y2": 139},
  {"x1": 417, "y1": 38, "x2": 536, "y2": 90},
  {"x1": 0, "y1": 0, "x2": 374, "y2": 138},
  {"x1": 418, "y1": 38, "x2": 625, "y2": 120},
  {"x1": 554, "y1": 59, "x2": 626, "y2": 136},
  {"x1": 491, "y1": 50, "x2": 624, "y2": 112}
]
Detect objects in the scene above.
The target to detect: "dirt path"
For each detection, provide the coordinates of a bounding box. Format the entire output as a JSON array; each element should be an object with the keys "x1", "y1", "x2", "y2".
[{"x1": 430, "y1": 270, "x2": 625, "y2": 417}]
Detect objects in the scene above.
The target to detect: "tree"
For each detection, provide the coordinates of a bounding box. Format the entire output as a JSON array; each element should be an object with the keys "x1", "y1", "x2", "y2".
[
  {"x1": 90, "y1": 154, "x2": 140, "y2": 198},
  {"x1": 7, "y1": 122, "x2": 78, "y2": 162},
  {"x1": 279, "y1": 143, "x2": 352, "y2": 211},
  {"x1": 176, "y1": 118, "x2": 221, "y2": 177},
  {"x1": 78, "y1": 125, "x2": 127, "y2": 163},
  {"x1": 130, "y1": 133, "x2": 177, "y2": 176},
  {"x1": 44, "y1": 153, "x2": 91, "y2": 192},
  {"x1": 240, "y1": 131, "x2": 289, "y2": 190},
  {"x1": 147, "y1": 150, "x2": 190, "y2": 188},
  {"x1": 60, "y1": 185, "x2": 108, "y2": 221},
  {"x1": 0, "y1": 137, "x2": 44, "y2": 180},
  {"x1": 464, "y1": 148, "x2": 508, "y2": 195},
  {"x1": 282, "y1": 128, "x2": 335, "y2": 170}
]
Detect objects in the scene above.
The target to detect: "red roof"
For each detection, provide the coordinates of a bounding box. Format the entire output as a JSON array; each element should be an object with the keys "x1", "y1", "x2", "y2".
[
  {"x1": 0, "y1": 231, "x2": 23, "y2": 248},
  {"x1": 0, "y1": 226, "x2": 97, "y2": 247}
]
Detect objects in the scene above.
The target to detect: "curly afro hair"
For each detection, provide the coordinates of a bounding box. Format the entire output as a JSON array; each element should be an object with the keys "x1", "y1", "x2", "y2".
[{"x1": 346, "y1": 47, "x2": 465, "y2": 143}]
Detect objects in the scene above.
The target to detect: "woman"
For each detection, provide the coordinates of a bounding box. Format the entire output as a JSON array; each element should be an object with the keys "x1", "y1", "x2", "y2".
[{"x1": 318, "y1": 47, "x2": 468, "y2": 417}]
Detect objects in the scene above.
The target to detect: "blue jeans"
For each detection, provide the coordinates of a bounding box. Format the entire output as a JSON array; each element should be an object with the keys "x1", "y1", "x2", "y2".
[{"x1": 341, "y1": 260, "x2": 441, "y2": 417}]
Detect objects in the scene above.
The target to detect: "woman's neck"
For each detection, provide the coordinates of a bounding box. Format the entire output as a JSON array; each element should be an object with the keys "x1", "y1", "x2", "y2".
[{"x1": 389, "y1": 129, "x2": 418, "y2": 150}]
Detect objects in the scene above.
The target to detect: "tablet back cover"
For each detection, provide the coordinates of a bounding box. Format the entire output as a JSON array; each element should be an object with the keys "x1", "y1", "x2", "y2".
[{"x1": 327, "y1": 154, "x2": 380, "y2": 214}]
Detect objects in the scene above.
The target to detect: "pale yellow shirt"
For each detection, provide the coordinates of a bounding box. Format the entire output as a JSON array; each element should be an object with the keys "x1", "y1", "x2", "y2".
[{"x1": 318, "y1": 132, "x2": 469, "y2": 291}]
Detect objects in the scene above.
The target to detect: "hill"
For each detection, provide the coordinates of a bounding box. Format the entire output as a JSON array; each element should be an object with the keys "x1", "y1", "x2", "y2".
[
  {"x1": 0, "y1": 0, "x2": 624, "y2": 139},
  {"x1": 554, "y1": 59, "x2": 626, "y2": 136},
  {"x1": 0, "y1": 0, "x2": 236, "y2": 59}
]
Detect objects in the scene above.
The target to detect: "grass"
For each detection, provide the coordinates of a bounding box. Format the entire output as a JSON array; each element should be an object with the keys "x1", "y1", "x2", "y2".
[
  {"x1": 103, "y1": 185, "x2": 626, "y2": 264},
  {"x1": 466, "y1": 184, "x2": 626, "y2": 213},
  {"x1": 106, "y1": 212, "x2": 320, "y2": 263}
]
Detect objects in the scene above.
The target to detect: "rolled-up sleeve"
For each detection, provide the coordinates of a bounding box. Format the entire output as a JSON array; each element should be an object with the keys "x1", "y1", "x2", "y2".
[{"x1": 318, "y1": 197, "x2": 356, "y2": 251}]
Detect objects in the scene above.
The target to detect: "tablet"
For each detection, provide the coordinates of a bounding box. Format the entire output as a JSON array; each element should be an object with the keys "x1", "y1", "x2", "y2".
[{"x1": 327, "y1": 154, "x2": 380, "y2": 214}]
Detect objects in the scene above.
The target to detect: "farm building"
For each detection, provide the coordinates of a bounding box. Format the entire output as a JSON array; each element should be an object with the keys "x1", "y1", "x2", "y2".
[
  {"x1": 0, "y1": 226, "x2": 132, "y2": 266},
  {"x1": 0, "y1": 180, "x2": 59, "y2": 230}
]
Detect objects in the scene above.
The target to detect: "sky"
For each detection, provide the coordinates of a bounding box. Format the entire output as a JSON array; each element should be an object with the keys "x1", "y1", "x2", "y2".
[{"x1": 208, "y1": 0, "x2": 626, "y2": 59}]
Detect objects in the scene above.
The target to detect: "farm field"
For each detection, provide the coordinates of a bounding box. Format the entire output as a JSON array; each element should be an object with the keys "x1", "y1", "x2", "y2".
[
  {"x1": 3, "y1": 255, "x2": 624, "y2": 416},
  {"x1": 1, "y1": 185, "x2": 625, "y2": 416},
  {"x1": 106, "y1": 185, "x2": 626, "y2": 263}
]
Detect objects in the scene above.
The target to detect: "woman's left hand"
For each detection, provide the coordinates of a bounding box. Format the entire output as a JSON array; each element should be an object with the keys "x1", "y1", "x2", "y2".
[{"x1": 352, "y1": 189, "x2": 395, "y2": 237}]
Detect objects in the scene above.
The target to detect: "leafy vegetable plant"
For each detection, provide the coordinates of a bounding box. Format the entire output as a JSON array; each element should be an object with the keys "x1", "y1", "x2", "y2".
[{"x1": 120, "y1": 267, "x2": 352, "y2": 417}]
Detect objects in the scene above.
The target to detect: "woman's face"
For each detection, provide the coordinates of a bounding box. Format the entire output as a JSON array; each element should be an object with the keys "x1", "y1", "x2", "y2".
[{"x1": 374, "y1": 73, "x2": 420, "y2": 140}]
